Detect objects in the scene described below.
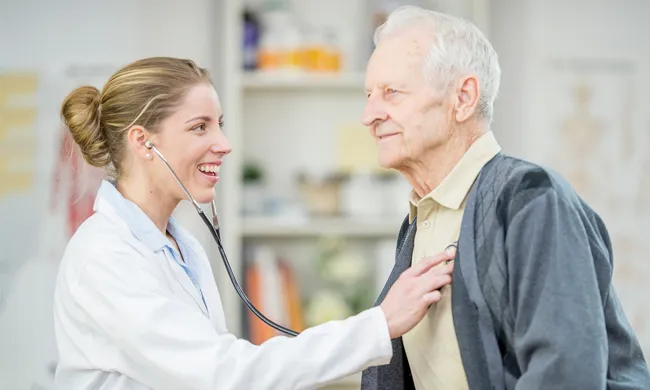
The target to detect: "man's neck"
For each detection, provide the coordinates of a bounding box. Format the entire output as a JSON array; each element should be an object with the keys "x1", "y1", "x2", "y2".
[{"x1": 403, "y1": 129, "x2": 485, "y2": 199}]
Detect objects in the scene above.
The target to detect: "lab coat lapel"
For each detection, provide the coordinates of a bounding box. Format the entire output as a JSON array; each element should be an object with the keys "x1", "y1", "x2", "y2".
[
  {"x1": 165, "y1": 254, "x2": 210, "y2": 318},
  {"x1": 194, "y1": 256, "x2": 228, "y2": 331}
]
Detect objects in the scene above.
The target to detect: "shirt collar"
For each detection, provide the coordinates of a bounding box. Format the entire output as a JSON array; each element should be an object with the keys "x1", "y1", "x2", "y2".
[
  {"x1": 93, "y1": 180, "x2": 186, "y2": 253},
  {"x1": 408, "y1": 131, "x2": 501, "y2": 223}
]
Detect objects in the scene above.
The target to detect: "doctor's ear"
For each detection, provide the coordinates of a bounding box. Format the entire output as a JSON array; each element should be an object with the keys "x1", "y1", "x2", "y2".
[{"x1": 126, "y1": 125, "x2": 154, "y2": 160}]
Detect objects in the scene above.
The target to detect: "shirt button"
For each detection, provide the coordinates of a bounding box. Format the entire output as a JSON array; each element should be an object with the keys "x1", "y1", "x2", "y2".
[{"x1": 422, "y1": 220, "x2": 431, "y2": 229}]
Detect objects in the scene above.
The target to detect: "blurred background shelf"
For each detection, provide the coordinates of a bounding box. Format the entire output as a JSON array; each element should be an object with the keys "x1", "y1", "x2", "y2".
[
  {"x1": 242, "y1": 71, "x2": 366, "y2": 91},
  {"x1": 213, "y1": 0, "x2": 492, "y2": 357},
  {"x1": 241, "y1": 216, "x2": 402, "y2": 238}
]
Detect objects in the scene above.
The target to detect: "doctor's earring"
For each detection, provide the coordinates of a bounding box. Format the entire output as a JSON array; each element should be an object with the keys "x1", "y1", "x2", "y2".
[{"x1": 145, "y1": 153, "x2": 153, "y2": 160}]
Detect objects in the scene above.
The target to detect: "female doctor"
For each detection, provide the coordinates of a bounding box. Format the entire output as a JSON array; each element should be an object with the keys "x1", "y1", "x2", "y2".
[{"x1": 53, "y1": 57, "x2": 455, "y2": 390}]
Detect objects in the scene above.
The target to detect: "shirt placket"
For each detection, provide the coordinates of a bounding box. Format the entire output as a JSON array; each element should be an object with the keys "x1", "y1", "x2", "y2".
[
  {"x1": 418, "y1": 200, "x2": 439, "y2": 260},
  {"x1": 166, "y1": 246, "x2": 210, "y2": 317}
]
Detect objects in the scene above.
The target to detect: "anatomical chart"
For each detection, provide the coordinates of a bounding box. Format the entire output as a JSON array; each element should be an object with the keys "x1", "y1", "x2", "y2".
[
  {"x1": 49, "y1": 65, "x2": 112, "y2": 246},
  {"x1": 49, "y1": 127, "x2": 105, "y2": 239},
  {"x1": 542, "y1": 57, "x2": 650, "y2": 353}
]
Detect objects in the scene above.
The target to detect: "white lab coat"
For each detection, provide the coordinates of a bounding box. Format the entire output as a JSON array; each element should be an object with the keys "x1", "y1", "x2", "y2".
[{"x1": 52, "y1": 182, "x2": 393, "y2": 390}]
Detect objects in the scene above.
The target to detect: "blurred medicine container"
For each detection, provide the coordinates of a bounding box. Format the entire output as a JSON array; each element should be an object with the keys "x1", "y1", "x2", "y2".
[
  {"x1": 243, "y1": 9, "x2": 261, "y2": 71},
  {"x1": 256, "y1": 10, "x2": 342, "y2": 73}
]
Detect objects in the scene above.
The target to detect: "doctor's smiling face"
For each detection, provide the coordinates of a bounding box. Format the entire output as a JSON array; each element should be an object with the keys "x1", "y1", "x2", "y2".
[
  {"x1": 131, "y1": 83, "x2": 232, "y2": 205},
  {"x1": 62, "y1": 57, "x2": 232, "y2": 228}
]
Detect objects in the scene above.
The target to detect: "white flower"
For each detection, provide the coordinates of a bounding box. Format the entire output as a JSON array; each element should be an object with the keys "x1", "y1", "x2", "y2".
[
  {"x1": 322, "y1": 252, "x2": 367, "y2": 286},
  {"x1": 305, "y1": 290, "x2": 353, "y2": 326}
]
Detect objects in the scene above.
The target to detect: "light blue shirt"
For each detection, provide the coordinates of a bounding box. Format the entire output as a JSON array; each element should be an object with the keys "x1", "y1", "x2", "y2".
[{"x1": 96, "y1": 180, "x2": 208, "y2": 315}]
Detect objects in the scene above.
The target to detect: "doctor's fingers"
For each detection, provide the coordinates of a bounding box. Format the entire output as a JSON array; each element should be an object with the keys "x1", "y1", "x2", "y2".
[
  {"x1": 407, "y1": 249, "x2": 455, "y2": 277},
  {"x1": 417, "y1": 264, "x2": 453, "y2": 295}
]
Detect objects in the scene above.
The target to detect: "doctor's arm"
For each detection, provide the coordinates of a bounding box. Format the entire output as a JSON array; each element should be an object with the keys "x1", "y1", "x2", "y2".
[
  {"x1": 504, "y1": 174, "x2": 609, "y2": 389},
  {"x1": 72, "y1": 247, "x2": 452, "y2": 390}
]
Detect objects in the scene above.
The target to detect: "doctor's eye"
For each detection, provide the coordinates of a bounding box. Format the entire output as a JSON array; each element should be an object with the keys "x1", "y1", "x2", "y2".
[{"x1": 191, "y1": 123, "x2": 207, "y2": 132}]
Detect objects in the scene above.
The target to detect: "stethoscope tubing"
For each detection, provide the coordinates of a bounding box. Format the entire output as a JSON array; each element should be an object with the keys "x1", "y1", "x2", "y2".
[{"x1": 145, "y1": 141, "x2": 300, "y2": 337}]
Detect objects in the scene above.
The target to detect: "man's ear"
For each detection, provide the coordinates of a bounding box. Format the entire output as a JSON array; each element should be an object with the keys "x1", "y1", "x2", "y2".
[
  {"x1": 454, "y1": 75, "x2": 480, "y2": 123},
  {"x1": 126, "y1": 125, "x2": 152, "y2": 159}
]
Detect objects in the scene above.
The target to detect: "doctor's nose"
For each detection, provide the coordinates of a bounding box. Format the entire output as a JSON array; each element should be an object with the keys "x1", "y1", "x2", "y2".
[{"x1": 211, "y1": 132, "x2": 232, "y2": 156}]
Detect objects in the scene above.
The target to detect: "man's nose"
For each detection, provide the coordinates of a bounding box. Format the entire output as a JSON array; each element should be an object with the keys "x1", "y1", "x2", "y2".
[{"x1": 362, "y1": 94, "x2": 388, "y2": 126}]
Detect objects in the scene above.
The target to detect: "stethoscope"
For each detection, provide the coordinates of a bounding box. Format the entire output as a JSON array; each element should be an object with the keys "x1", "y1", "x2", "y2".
[{"x1": 145, "y1": 140, "x2": 300, "y2": 337}]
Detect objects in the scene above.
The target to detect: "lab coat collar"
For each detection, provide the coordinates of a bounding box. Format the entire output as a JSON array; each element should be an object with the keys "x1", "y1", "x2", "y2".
[{"x1": 93, "y1": 180, "x2": 183, "y2": 254}]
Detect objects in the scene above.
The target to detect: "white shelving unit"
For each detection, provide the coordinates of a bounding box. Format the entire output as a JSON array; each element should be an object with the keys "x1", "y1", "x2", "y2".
[
  {"x1": 241, "y1": 215, "x2": 403, "y2": 238},
  {"x1": 213, "y1": 1, "x2": 490, "y2": 389},
  {"x1": 242, "y1": 71, "x2": 366, "y2": 90}
]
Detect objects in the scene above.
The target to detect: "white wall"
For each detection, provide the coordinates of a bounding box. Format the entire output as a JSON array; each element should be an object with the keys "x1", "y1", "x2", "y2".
[{"x1": 0, "y1": 1, "x2": 215, "y2": 388}]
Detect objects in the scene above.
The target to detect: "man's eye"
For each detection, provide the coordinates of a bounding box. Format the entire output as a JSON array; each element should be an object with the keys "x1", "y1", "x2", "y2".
[{"x1": 386, "y1": 88, "x2": 397, "y2": 95}]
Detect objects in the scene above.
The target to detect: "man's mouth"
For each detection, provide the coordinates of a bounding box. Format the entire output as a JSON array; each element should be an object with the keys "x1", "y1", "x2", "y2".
[
  {"x1": 378, "y1": 133, "x2": 398, "y2": 140},
  {"x1": 198, "y1": 163, "x2": 220, "y2": 177}
]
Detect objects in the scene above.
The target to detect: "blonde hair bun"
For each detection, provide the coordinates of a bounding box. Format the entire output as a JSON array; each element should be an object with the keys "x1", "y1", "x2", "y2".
[{"x1": 61, "y1": 85, "x2": 110, "y2": 168}]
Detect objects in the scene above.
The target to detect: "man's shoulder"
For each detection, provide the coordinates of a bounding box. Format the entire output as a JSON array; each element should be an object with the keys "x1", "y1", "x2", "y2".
[
  {"x1": 484, "y1": 154, "x2": 577, "y2": 200},
  {"x1": 478, "y1": 154, "x2": 590, "y2": 222}
]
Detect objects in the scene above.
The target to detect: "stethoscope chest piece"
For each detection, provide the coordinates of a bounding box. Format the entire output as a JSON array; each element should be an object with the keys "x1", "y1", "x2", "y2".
[{"x1": 445, "y1": 241, "x2": 458, "y2": 264}]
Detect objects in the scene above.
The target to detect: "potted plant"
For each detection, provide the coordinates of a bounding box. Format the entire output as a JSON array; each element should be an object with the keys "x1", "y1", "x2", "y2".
[{"x1": 241, "y1": 161, "x2": 265, "y2": 215}]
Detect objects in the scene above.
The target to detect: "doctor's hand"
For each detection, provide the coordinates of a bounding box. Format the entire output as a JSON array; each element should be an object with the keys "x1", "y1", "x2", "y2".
[{"x1": 380, "y1": 248, "x2": 455, "y2": 339}]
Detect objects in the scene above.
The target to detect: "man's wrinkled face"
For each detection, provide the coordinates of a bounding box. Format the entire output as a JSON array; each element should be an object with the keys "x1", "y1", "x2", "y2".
[{"x1": 363, "y1": 29, "x2": 453, "y2": 171}]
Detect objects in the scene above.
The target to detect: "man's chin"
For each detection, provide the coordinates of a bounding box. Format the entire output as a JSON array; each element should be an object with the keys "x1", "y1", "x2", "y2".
[{"x1": 378, "y1": 155, "x2": 401, "y2": 170}]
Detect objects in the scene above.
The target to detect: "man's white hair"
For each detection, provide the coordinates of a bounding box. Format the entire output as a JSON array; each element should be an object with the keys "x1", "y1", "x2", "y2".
[{"x1": 374, "y1": 6, "x2": 501, "y2": 124}]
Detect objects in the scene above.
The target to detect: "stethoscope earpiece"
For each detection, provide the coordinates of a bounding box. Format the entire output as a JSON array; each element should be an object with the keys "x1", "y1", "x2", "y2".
[{"x1": 144, "y1": 140, "x2": 153, "y2": 149}]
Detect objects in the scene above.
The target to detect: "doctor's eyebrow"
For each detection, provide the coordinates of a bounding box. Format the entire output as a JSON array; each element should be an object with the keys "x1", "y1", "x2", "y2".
[{"x1": 185, "y1": 115, "x2": 212, "y2": 123}]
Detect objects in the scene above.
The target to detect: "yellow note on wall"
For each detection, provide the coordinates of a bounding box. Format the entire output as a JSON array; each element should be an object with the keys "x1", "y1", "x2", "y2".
[
  {"x1": 337, "y1": 125, "x2": 384, "y2": 174},
  {"x1": 0, "y1": 71, "x2": 39, "y2": 199},
  {"x1": 0, "y1": 73, "x2": 38, "y2": 104}
]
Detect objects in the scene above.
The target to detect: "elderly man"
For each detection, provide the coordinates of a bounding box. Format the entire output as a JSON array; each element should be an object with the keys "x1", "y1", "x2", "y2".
[{"x1": 360, "y1": 6, "x2": 650, "y2": 390}]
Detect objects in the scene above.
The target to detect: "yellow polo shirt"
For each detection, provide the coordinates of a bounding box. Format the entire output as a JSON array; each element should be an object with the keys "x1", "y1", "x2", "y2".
[{"x1": 402, "y1": 131, "x2": 501, "y2": 390}]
